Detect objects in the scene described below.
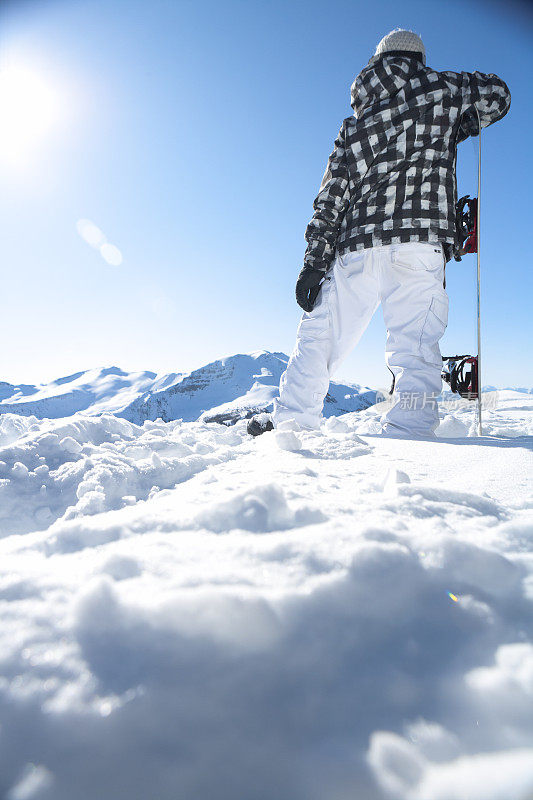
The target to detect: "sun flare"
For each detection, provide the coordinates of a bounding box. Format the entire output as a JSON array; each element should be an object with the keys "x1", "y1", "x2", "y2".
[{"x1": 0, "y1": 63, "x2": 61, "y2": 166}]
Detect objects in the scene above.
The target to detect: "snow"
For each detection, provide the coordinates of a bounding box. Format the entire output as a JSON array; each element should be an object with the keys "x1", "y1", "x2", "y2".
[
  {"x1": 274, "y1": 428, "x2": 302, "y2": 451},
  {"x1": 0, "y1": 368, "x2": 532, "y2": 799},
  {"x1": 435, "y1": 414, "x2": 469, "y2": 437}
]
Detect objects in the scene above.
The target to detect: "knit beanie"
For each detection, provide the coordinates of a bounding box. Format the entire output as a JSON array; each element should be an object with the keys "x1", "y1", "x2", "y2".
[{"x1": 375, "y1": 29, "x2": 426, "y2": 64}]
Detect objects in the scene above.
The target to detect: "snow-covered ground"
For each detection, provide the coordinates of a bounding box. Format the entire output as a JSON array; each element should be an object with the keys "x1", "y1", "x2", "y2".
[{"x1": 0, "y1": 381, "x2": 532, "y2": 799}]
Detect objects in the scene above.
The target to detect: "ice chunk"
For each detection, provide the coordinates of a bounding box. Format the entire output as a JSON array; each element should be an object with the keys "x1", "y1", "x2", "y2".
[
  {"x1": 324, "y1": 416, "x2": 350, "y2": 433},
  {"x1": 11, "y1": 462, "x2": 29, "y2": 478},
  {"x1": 274, "y1": 430, "x2": 302, "y2": 451},
  {"x1": 60, "y1": 436, "x2": 83, "y2": 454}
]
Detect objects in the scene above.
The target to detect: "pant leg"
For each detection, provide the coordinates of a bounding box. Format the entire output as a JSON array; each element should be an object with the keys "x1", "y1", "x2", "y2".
[
  {"x1": 273, "y1": 250, "x2": 379, "y2": 429},
  {"x1": 379, "y1": 242, "x2": 448, "y2": 437}
]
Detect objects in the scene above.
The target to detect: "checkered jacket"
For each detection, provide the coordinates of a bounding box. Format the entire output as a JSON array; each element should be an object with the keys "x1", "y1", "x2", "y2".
[{"x1": 304, "y1": 53, "x2": 511, "y2": 268}]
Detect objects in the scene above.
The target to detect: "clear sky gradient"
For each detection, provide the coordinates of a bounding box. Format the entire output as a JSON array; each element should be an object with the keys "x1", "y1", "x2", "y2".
[{"x1": 1, "y1": 0, "x2": 531, "y2": 389}]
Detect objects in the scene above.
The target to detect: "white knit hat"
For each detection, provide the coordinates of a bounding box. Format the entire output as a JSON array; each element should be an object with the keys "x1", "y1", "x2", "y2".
[{"x1": 375, "y1": 29, "x2": 425, "y2": 64}]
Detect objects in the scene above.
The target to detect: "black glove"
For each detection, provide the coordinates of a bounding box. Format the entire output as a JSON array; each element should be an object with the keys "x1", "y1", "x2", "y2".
[
  {"x1": 457, "y1": 106, "x2": 480, "y2": 143},
  {"x1": 295, "y1": 266, "x2": 325, "y2": 312}
]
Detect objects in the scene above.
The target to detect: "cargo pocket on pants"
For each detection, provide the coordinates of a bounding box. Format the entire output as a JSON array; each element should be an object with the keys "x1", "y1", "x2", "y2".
[
  {"x1": 296, "y1": 277, "x2": 333, "y2": 342},
  {"x1": 419, "y1": 295, "x2": 448, "y2": 365}
]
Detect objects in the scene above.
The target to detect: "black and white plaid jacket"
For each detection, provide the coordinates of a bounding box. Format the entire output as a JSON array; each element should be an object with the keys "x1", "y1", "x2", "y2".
[{"x1": 304, "y1": 52, "x2": 511, "y2": 268}]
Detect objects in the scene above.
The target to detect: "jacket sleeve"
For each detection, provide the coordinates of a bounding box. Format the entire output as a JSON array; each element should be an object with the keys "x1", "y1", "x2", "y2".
[
  {"x1": 457, "y1": 71, "x2": 511, "y2": 141},
  {"x1": 303, "y1": 120, "x2": 351, "y2": 272}
]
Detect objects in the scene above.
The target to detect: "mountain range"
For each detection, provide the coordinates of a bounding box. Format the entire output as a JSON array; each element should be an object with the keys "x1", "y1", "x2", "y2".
[{"x1": 0, "y1": 351, "x2": 379, "y2": 425}]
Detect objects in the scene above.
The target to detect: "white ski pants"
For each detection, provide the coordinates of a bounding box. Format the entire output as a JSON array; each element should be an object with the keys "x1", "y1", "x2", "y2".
[{"x1": 273, "y1": 241, "x2": 449, "y2": 437}]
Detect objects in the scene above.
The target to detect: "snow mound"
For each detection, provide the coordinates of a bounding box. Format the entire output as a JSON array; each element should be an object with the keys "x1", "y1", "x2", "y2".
[
  {"x1": 194, "y1": 483, "x2": 325, "y2": 532},
  {"x1": 436, "y1": 414, "x2": 469, "y2": 438}
]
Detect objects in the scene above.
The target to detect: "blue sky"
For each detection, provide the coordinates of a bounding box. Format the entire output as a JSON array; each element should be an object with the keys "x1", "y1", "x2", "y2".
[{"x1": 1, "y1": 0, "x2": 531, "y2": 389}]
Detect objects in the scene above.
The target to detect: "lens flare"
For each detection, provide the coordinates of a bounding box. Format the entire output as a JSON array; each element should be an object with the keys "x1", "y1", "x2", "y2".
[
  {"x1": 100, "y1": 243, "x2": 123, "y2": 266},
  {"x1": 76, "y1": 219, "x2": 106, "y2": 248},
  {"x1": 76, "y1": 219, "x2": 123, "y2": 266}
]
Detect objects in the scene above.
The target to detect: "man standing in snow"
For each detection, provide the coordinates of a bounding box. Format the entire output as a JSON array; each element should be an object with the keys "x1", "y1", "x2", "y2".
[{"x1": 248, "y1": 29, "x2": 510, "y2": 438}]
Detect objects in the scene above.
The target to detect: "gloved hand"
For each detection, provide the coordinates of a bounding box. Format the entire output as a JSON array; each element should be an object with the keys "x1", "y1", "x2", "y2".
[
  {"x1": 295, "y1": 266, "x2": 325, "y2": 312},
  {"x1": 457, "y1": 106, "x2": 480, "y2": 143}
]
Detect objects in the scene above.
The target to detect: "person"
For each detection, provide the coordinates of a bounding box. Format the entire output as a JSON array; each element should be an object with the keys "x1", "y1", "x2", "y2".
[{"x1": 248, "y1": 29, "x2": 511, "y2": 439}]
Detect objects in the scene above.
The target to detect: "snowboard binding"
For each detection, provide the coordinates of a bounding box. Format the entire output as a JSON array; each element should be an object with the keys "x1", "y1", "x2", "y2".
[
  {"x1": 454, "y1": 195, "x2": 478, "y2": 261},
  {"x1": 441, "y1": 355, "x2": 478, "y2": 400}
]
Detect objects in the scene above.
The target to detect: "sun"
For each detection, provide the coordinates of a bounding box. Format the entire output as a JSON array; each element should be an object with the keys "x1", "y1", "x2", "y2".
[{"x1": 0, "y1": 63, "x2": 61, "y2": 167}]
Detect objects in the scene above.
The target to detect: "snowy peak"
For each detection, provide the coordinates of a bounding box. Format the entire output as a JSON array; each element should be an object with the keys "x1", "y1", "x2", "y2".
[{"x1": 121, "y1": 351, "x2": 286, "y2": 424}]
